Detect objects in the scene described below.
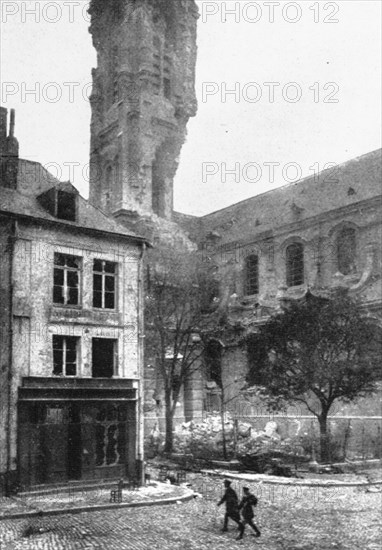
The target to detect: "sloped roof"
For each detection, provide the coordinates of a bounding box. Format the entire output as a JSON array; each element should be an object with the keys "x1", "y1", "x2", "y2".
[
  {"x1": 189, "y1": 149, "x2": 382, "y2": 243},
  {"x1": 0, "y1": 159, "x2": 147, "y2": 243}
]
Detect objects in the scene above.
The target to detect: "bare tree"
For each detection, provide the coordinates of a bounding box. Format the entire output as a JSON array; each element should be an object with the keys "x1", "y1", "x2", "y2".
[
  {"x1": 145, "y1": 246, "x2": 217, "y2": 453},
  {"x1": 246, "y1": 290, "x2": 381, "y2": 462}
]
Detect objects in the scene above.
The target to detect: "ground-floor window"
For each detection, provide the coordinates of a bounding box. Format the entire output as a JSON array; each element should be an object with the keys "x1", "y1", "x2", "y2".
[{"x1": 95, "y1": 405, "x2": 126, "y2": 466}]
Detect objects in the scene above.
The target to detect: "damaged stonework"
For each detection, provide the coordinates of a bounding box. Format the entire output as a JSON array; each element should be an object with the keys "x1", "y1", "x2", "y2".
[
  {"x1": 86, "y1": 1, "x2": 381, "y2": 447},
  {"x1": 88, "y1": 0, "x2": 198, "y2": 229}
]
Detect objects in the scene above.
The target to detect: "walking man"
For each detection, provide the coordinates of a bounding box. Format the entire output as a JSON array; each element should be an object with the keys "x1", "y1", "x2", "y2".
[
  {"x1": 238, "y1": 486, "x2": 261, "y2": 539},
  {"x1": 217, "y1": 479, "x2": 244, "y2": 537}
]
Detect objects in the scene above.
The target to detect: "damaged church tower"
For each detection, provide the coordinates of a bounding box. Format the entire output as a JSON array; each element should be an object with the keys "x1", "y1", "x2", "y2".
[{"x1": 88, "y1": 0, "x2": 198, "y2": 230}]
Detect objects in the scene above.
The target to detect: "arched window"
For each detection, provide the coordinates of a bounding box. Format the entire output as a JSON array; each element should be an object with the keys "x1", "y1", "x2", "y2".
[
  {"x1": 245, "y1": 255, "x2": 259, "y2": 295},
  {"x1": 286, "y1": 243, "x2": 304, "y2": 287},
  {"x1": 337, "y1": 227, "x2": 356, "y2": 275}
]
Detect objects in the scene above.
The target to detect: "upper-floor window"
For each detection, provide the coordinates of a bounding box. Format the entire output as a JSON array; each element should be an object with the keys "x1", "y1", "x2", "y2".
[
  {"x1": 337, "y1": 227, "x2": 356, "y2": 275},
  {"x1": 37, "y1": 188, "x2": 77, "y2": 222},
  {"x1": 53, "y1": 253, "x2": 81, "y2": 306},
  {"x1": 92, "y1": 338, "x2": 117, "y2": 378},
  {"x1": 245, "y1": 254, "x2": 259, "y2": 295},
  {"x1": 93, "y1": 260, "x2": 117, "y2": 309},
  {"x1": 286, "y1": 243, "x2": 304, "y2": 287},
  {"x1": 53, "y1": 335, "x2": 78, "y2": 376}
]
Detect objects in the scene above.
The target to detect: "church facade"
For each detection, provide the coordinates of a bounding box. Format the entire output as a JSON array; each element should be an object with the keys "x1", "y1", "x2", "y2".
[{"x1": 176, "y1": 150, "x2": 382, "y2": 425}]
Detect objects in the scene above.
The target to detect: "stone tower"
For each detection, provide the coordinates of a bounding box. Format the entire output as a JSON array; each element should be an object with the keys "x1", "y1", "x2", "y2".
[{"x1": 88, "y1": 0, "x2": 198, "y2": 228}]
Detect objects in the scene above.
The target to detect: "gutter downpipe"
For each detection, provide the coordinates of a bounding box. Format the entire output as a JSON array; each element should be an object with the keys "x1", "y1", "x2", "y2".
[
  {"x1": 137, "y1": 242, "x2": 146, "y2": 485},
  {"x1": 6, "y1": 220, "x2": 16, "y2": 495}
]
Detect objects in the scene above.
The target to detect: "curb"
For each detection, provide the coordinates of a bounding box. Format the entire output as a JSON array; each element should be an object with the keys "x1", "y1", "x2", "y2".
[
  {"x1": 0, "y1": 488, "x2": 195, "y2": 521},
  {"x1": 202, "y1": 470, "x2": 382, "y2": 488}
]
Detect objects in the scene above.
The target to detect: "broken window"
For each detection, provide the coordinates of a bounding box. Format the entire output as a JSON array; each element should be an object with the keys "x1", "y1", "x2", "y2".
[
  {"x1": 337, "y1": 227, "x2": 357, "y2": 275},
  {"x1": 286, "y1": 243, "x2": 304, "y2": 287},
  {"x1": 53, "y1": 254, "x2": 81, "y2": 306},
  {"x1": 245, "y1": 254, "x2": 259, "y2": 295},
  {"x1": 93, "y1": 260, "x2": 117, "y2": 309},
  {"x1": 53, "y1": 335, "x2": 78, "y2": 376},
  {"x1": 92, "y1": 338, "x2": 117, "y2": 378},
  {"x1": 95, "y1": 405, "x2": 126, "y2": 467}
]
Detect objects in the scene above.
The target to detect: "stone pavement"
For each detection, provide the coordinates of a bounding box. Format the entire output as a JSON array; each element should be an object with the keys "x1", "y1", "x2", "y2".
[
  {"x1": 1, "y1": 473, "x2": 381, "y2": 550},
  {"x1": 0, "y1": 482, "x2": 194, "y2": 521},
  {"x1": 1, "y1": 470, "x2": 381, "y2": 549}
]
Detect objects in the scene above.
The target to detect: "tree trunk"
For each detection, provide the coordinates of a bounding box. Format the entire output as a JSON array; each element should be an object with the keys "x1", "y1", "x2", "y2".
[
  {"x1": 164, "y1": 390, "x2": 174, "y2": 454},
  {"x1": 220, "y1": 385, "x2": 227, "y2": 459},
  {"x1": 318, "y1": 412, "x2": 330, "y2": 463}
]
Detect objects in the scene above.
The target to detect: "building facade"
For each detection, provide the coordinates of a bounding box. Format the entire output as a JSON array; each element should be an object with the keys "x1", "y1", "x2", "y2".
[
  {"x1": 85, "y1": 0, "x2": 381, "y2": 440},
  {"x1": 0, "y1": 107, "x2": 147, "y2": 492},
  {"x1": 177, "y1": 150, "x2": 382, "y2": 422}
]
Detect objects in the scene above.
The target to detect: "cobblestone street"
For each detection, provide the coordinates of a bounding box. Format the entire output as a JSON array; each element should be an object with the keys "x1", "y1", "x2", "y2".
[{"x1": 0, "y1": 476, "x2": 381, "y2": 550}]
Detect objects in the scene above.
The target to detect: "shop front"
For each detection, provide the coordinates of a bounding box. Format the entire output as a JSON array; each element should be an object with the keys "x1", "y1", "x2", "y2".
[{"x1": 18, "y1": 378, "x2": 137, "y2": 488}]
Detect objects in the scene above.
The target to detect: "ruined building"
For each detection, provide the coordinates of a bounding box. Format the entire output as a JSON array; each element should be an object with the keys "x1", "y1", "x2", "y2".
[
  {"x1": 0, "y1": 107, "x2": 148, "y2": 492},
  {"x1": 180, "y1": 149, "x2": 382, "y2": 426},
  {"x1": 87, "y1": 0, "x2": 202, "y2": 433},
  {"x1": 2, "y1": 0, "x2": 378, "y2": 489},
  {"x1": 88, "y1": 0, "x2": 198, "y2": 242},
  {"x1": 86, "y1": 0, "x2": 381, "y2": 444}
]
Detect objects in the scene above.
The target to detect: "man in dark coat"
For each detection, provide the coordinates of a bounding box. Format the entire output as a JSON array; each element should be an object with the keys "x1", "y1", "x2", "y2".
[
  {"x1": 238, "y1": 486, "x2": 261, "y2": 539},
  {"x1": 217, "y1": 480, "x2": 244, "y2": 537}
]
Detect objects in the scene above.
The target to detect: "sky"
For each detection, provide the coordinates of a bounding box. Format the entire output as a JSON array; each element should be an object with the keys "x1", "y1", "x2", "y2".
[{"x1": 1, "y1": 0, "x2": 381, "y2": 216}]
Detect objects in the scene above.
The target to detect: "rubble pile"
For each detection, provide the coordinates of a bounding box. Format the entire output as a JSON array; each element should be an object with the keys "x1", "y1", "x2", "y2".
[
  {"x1": 173, "y1": 412, "x2": 239, "y2": 458},
  {"x1": 146, "y1": 413, "x2": 309, "y2": 471},
  {"x1": 172, "y1": 413, "x2": 298, "y2": 462}
]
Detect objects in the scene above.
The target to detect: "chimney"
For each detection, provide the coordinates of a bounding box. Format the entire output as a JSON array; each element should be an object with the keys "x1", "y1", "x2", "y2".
[
  {"x1": 9, "y1": 109, "x2": 15, "y2": 138},
  {"x1": 0, "y1": 107, "x2": 7, "y2": 152},
  {"x1": 0, "y1": 107, "x2": 19, "y2": 189}
]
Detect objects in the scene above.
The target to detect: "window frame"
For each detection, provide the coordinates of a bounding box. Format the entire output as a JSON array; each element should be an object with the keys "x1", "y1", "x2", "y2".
[
  {"x1": 56, "y1": 190, "x2": 77, "y2": 222},
  {"x1": 92, "y1": 259, "x2": 117, "y2": 310},
  {"x1": 53, "y1": 253, "x2": 82, "y2": 308},
  {"x1": 286, "y1": 242, "x2": 305, "y2": 287},
  {"x1": 95, "y1": 405, "x2": 126, "y2": 467},
  {"x1": 336, "y1": 226, "x2": 357, "y2": 275},
  {"x1": 92, "y1": 338, "x2": 118, "y2": 378},
  {"x1": 52, "y1": 335, "x2": 79, "y2": 377},
  {"x1": 244, "y1": 254, "x2": 259, "y2": 296}
]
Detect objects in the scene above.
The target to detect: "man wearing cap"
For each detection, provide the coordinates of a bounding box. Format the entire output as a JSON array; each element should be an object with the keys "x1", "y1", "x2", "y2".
[
  {"x1": 238, "y1": 486, "x2": 261, "y2": 539},
  {"x1": 217, "y1": 479, "x2": 244, "y2": 537}
]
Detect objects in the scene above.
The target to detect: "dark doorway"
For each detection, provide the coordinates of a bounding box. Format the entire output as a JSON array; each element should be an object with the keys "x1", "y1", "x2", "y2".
[
  {"x1": 204, "y1": 340, "x2": 223, "y2": 388},
  {"x1": 67, "y1": 404, "x2": 82, "y2": 480},
  {"x1": 204, "y1": 340, "x2": 223, "y2": 412},
  {"x1": 92, "y1": 338, "x2": 116, "y2": 378}
]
